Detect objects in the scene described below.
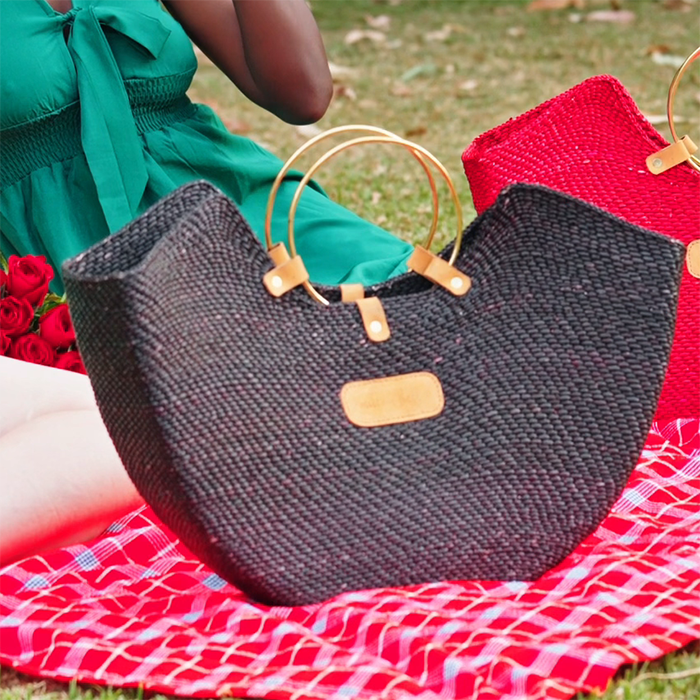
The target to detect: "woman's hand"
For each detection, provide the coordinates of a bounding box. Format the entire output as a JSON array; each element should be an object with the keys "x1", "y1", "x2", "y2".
[{"x1": 164, "y1": 0, "x2": 333, "y2": 125}]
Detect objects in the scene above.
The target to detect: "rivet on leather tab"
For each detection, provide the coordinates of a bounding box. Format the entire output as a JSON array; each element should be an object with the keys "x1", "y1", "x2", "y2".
[
  {"x1": 688, "y1": 240, "x2": 700, "y2": 279},
  {"x1": 341, "y1": 284, "x2": 365, "y2": 303},
  {"x1": 647, "y1": 136, "x2": 698, "y2": 175},
  {"x1": 340, "y1": 372, "x2": 445, "y2": 427},
  {"x1": 408, "y1": 245, "x2": 471, "y2": 296},
  {"x1": 268, "y1": 242, "x2": 291, "y2": 266},
  {"x1": 356, "y1": 296, "x2": 390, "y2": 342},
  {"x1": 263, "y1": 256, "x2": 309, "y2": 297}
]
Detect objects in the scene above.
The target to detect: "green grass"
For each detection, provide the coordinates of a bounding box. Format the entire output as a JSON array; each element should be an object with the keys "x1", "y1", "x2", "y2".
[{"x1": 3, "y1": 1, "x2": 699, "y2": 698}]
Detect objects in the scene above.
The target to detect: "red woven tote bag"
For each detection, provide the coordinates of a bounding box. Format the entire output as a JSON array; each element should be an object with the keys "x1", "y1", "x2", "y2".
[{"x1": 462, "y1": 62, "x2": 699, "y2": 420}]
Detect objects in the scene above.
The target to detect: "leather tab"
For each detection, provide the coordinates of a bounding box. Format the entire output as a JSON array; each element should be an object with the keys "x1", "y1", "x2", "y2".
[
  {"x1": 263, "y1": 256, "x2": 309, "y2": 297},
  {"x1": 341, "y1": 284, "x2": 365, "y2": 303},
  {"x1": 268, "y1": 242, "x2": 291, "y2": 266},
  {"x1": 408, "y1": 246, "x2": 471, "y2": 296},
  {"x1": 356, "y1": 296, "x2": 390, "y2": 342},
  {"x1": 647, "y1": 136, "x2": 698, "y2": 175},
  {"x1": 688, "y1": 240, "x2": 700, "y2": 279},
  {"x1": 340, "y1": 372, "x2": 445, "y2": 427}
]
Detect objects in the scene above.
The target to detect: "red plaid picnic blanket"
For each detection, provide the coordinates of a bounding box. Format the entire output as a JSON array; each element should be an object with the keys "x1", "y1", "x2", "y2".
[{"x1": 1, "y1": 419, "x2": 699, "y2": 700}]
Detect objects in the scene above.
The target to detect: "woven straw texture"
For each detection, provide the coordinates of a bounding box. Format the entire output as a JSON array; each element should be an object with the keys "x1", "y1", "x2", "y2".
[
  {"x1": 462, "y1": 74, "x2": 700, "y2": 420},
  {"x1": 63, "y1": 181, "x2": 684, "y2": 606}
]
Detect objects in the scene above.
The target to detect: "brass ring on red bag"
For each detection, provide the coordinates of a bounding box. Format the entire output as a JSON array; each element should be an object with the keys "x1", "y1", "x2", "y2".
[
  {"x1": 667, "y1": 46, "x2": 700, "y2": 173},
  {"x1": 288, "y1": 135, "x2": 464, "y2": 306},
  {"x1": 264, "y1": 125, "x2": 440, "y2": 251}
]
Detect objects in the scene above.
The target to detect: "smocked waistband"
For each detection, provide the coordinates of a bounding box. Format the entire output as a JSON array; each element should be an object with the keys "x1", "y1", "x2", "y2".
[{"x1": 0, "y1": 74, "x2": 196, "y2": 190}]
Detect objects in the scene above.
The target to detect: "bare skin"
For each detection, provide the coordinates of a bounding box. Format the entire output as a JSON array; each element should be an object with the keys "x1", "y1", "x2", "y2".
[
  {"x1": 2, "y1": 0, "x2": 333, "y2": 567},
  {"x1": 45, "y1": 0, "x2": 333, "y2": 124},
  {"x1": 0, "y1": 358, "x2": 143, "y2": 566}
]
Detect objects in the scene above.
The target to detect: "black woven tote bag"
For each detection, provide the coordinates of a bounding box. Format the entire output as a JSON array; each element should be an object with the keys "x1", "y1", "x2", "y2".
[{"x1": 64, "y1": 175, "x2": 684, "y2": 607}]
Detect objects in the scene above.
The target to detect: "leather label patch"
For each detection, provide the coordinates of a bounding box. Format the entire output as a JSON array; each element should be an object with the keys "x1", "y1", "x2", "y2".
[
  {"x1": 688, "y1": 240, "x2": 700, "y2": 279},
  {"x1": 340, "y1": 372, "x2": 445, "y2": 427}
]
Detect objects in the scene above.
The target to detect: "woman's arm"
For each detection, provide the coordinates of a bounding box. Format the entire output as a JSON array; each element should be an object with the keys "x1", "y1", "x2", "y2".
[{"x1": 163, "y1": 0, "x2": 333, "y2": 125}]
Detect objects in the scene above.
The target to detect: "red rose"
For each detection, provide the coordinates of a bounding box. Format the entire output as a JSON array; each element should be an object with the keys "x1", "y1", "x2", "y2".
[
  {"x1": 9, "y1": 333, "x2": 55, "y2": 367},
  {"x1": 40, "y1": 304, "x2": 76, "y2": 349},
  {"x1": 0, "y1": 269, "x2": 6, "y2": 293},
  {"x1": 0, "y1": 296, "x2": 34, "y2": 338},
  {"x1": 55, "y1": 350, "x2": 87, "y2": 374},
  {"x1": 7, "y1": 255, "x2": 54, "y2": 307},
  {"x1": 0, "y1": 331, "x2": 9, "y2": 356}
]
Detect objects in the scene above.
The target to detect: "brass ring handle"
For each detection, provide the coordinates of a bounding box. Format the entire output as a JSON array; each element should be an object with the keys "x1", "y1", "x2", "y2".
[
  {"x1": 264, "y1": 125, "x2": 440, "y2": 250},
  {"x1": 667, "y1": 46, "x2": 700, "y2": 173},
  {"x1": 288, "y1": 135, "x2": 464, "y2": 306}
]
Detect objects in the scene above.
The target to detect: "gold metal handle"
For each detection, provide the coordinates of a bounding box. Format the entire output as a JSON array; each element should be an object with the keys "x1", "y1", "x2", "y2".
[
  {"x1": 264, "y1": 125, "x2": 440, "y2": 250},
  {"x1": 288, "y1": 135, "x2": 464, "y2": 306},
  {"x1": 667, "y1": 46, "x2": 700, "y2": 173}
]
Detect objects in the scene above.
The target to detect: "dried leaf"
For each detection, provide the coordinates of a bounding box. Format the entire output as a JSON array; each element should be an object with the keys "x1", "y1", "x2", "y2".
[
  {"x1": 662, "y1": 0, "x2": 697, "y2": 11},
  {"x1": 371, "y1": 191, "x2": 382, "y2": 205},
  {"x1": 586, "y1": 10, "x2": 636, "y2": 22},
  {"x1": 365, "y1": 14, "x2": 391, "y2": 30},
  {"x1": 528, "y1": 0, "x2": 583, "y2": 11},
  {"x1": 221, "y1": 117, "x2": 252, "y2": 135},
  {"x1": 333, "y1": 84, "x2": 357, "y2": 101},
  {"x1": 296, "y1": 124, "x2": 323, "y2": 139},
  {"x1": 643, "y1": 114, "x2": 685, "y2": 125},
  {"x1": 424, "y1": 24, "x2": 452, "y2": 42},
  {"x1": 695, "y1": 91, "x2": 700, "y2": 106},
  {"x1": 458, "y1": 79, "x2": 479, "y2": 92},
  {"x1": 645, "y1": 44, "x2": 672, "y2": 55},
  {"x1": 391, "y1": 83, "x2": 414, "y2": 97},
  {"x1": 507, "y1": 26, "x2": 526, "y2": 37},
  {"x1": 344, "y1": 29, "x2": 386, "y2": 46},
  {"x1": 405, "y1": 126, "x2": 427, "y2": 138},
  {"x1": 328, "y1": 61, "x2": 358, "y2": 79},
  {"x1": 650, "y1": 51, "x2": 686, "y2": 68}
]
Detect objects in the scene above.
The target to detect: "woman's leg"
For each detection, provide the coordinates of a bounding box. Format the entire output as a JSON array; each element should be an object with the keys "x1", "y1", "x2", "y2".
[
  {"x1": 0, "y1": 356, "x2": 97, "y2": 436},
  {"x1": 0, "y1": 357, "x2": 143, "y2": 566}
]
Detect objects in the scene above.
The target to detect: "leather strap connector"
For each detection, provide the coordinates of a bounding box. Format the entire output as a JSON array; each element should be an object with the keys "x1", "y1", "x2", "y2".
[
  {"x1": 356, "y1": 296, "x2": 390, "y2": 342},
  {"x1": 647, "y1": 136, "x2": 698, "y2": 175},
  {"x1": 687, "y1": 240, "x2": 700, "y2": 279},
  {"x1": 263, "y1": 255, "x2": 309, "y2": 297},
  {"x1": 341, "y1": 284, "x2": 365, "y2": 303},
  {"x1": 408, "y1": 246, "x2": 472, "y2": 296},
  {"x1": 268, "y1": 242, "x2": 291, "y2": 266}
]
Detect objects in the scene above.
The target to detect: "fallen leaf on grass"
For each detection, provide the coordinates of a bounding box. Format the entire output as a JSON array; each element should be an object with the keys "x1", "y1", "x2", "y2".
[
  {"x1": 333, "y1": 84, "x2": 357, "y2": 101},
  {"x1": 586, "y1": 10, "x2": 636, "y2": 23},
  {"x1": 662, "y1": 0, "x2": 697, "y2": 11},
  {"x1": 424, "y1": 25, "x2": 453, "y2": 42},
  {"x1": 528, "y1": 0, "x2": 583, "y2": 11},
  {"x1": 328, "y1": 61, "x2": 358, "y2": 79},
  {"x1": 344, "y1": 29, "x2": 386, "y2": 46},
  {"x1": 391, "y1": 83, "x2": 414, "y2": 97},
  {"x1": 371, "y1": 191, "x2": 382, "y2": 205},
  {"x1": 365, "y1": 14, "x2": 391, "y2": 30},
  {"x1": 507, "y1": 26, "x2": 526, "y2": 37},
  {"x1": 695, "y1": 92, "x2": 700, "y2": 105},
  {"x1": 405, "y1": 126, "x2": 428, "y2": 138},
  {"x1": 221, "y1": 117, "x2": 252, "y2": 135},
  {"x1": 458, "y1": 79, "x2": 479, "y2": 92},
  {"x1": 296, "y1": 124, "x2": 323, "y2": 139},
  {"x1": 650, "y1": 52, "x2": 687, "y2": 68},
  {"x1": 643, "y1": 114, "x2": 686, "y2": 126}
]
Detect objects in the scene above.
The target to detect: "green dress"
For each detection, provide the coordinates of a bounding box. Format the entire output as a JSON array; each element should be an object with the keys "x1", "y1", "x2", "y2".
[{"x1": 0, "y1": 0, "x2": 413, "y2": 294}]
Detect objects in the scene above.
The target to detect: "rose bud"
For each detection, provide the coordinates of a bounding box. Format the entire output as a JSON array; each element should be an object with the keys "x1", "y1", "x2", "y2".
[
  {"x1": 55, "y1": 350, "x2": 87, "y2": 374},
  {"x1": 40, "y1": 304, "x2": 76, "y2": 349},
  {"x1": 7, "y1": 254, "x2": 54, "y2": 307},
  {"x1": 0, "y1": 296, "x2": 34, "y2": 338},
  {"x1": 9, "y1": 334, "x2": 55, "y2": 367}
]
